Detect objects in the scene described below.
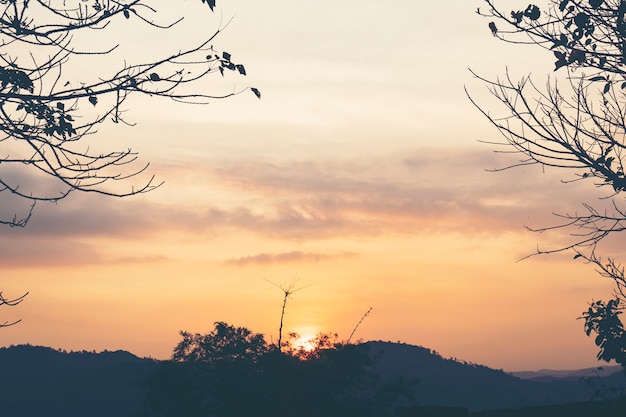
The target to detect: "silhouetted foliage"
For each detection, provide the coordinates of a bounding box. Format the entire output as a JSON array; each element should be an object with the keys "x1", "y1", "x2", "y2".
[
  {"x1": 0, "y1": 0, "x2": 257, "y2": 227},
  {"x1": 172, "y1": 321, "x2": 269, "y2": 364},
  {"x1": 470, "y1": 0, "x2": 626, "y2": 369},
  {"x1": 0, "y1": 345, "x2": 150, "y2": 417},
  {"x1": 582, "y1": 299, "x2": 626, "y2": 365},
  {"x1": 3, "y1": 342, "x2": 626, "y2": 416},
  {"x1": 139, "y1": 322, "x2": 414, "y2": 417}
]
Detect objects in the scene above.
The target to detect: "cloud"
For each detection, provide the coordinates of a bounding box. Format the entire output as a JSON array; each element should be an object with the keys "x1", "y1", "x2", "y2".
[
  {"x1": 223, "y1": 251, "x2": 357, "y2": 266},
  {"x1": 0, "y1": 235, "x2": 171, "y2": 269},
  {"x1": 0, "y1": 145, "x2": 611, "y2": 253},
  {"x1": 200, "y1": 147, "x2": 598, "y2": 240}
]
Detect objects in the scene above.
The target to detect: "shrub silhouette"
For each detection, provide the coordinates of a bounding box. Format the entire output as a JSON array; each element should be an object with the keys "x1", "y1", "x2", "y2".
[{"x1": 139, "y1": 322, "x2": 414, "y2": 417}]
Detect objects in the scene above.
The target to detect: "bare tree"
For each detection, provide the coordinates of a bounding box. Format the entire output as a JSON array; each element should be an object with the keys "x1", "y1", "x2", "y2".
[
  {"x1": 264, "y1": 278, "x2": 310, "y2": 351},
  {"x1": 346, "y1": 306, "x2": 373, "y2": 344},
  {"x1": 0, "y1": 0, "x2": 258, "y2": 227},
  {"x1": 0, "y1": 291, "x2": 27, "y2": 327},
  {"x1": 469, "y1": 0, "x2": 626, "y2": 365}
]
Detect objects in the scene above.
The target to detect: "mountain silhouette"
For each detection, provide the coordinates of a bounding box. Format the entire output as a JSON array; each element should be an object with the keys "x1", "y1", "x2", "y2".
[
  {"x1": 366, "y1": 341, "x2": 626, "y2": 412},
  {"x1": 0, "y1": 344, "x2": 152, "y2": 417},
  {"x1": 0, "y1": 342, "x2": 624, "y2": 416}
]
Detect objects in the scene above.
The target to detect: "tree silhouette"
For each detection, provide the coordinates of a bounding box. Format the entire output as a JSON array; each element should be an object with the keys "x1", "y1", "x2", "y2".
[
  {"x1": 264, "y1": 278, "x2": 310, "y2": 351},
  {"x1": 140, "y1": 321, "x2": 414, "y2": 417},
  {"x1": 469, "y1": 0, "x2": 626, "y2": 366},
  {"x1": 0, "y1": 0, "x2": 257, "y2": 227},
  {"x1": 172, "y1": 321, "x2": 269, "y2": 364}
]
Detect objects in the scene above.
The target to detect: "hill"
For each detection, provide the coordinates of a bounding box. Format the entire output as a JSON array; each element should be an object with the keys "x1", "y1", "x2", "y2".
[
  {"x1": 0, "y1": 342, "x2": 624, "y2": 416},
  {"x1": 367, "y1": 341, "x2": 626, "y2": 412},
  {"x1": 0, "y1": 344, "x2": 153, "y2": 417}
]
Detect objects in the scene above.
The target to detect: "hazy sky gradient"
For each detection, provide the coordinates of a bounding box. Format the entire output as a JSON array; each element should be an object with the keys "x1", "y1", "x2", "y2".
[{"x1": 1, "y1": 0, "x2": 618, "y2": 371}]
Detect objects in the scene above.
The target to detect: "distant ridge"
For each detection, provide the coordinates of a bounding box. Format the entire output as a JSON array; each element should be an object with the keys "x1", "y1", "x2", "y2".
[
  {"x1": 366, "y1": 341, "x2": 626, "y2": 411},
  {"x1": 510, "y1": 365, "x2": 623, "y2": 381}
]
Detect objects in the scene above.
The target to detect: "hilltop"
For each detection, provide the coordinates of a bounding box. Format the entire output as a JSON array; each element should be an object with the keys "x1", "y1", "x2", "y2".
[{"x1": 0, "y1": 342, "x2": 624, "y2": 416}]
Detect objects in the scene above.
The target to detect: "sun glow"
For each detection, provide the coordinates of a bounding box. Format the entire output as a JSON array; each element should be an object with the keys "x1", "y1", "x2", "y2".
[{"x1": 292, "y1": 334, "x2": 318, "y2": 352}]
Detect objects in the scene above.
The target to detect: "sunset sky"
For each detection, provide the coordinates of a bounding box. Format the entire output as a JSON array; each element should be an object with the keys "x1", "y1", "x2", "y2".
[{"x1": 0, "y1": 0, "x2": 620, "y2": 372}]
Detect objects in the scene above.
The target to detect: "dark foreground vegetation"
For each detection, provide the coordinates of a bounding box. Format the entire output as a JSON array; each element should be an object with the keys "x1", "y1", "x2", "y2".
[{"x1": 1, "y1": 322, "x2": 625, "y2": 417}]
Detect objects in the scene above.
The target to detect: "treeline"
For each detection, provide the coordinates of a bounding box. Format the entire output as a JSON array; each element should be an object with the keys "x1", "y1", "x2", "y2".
[{"x1": 138, "y1": 321, "x2": 415, "y2": 417}]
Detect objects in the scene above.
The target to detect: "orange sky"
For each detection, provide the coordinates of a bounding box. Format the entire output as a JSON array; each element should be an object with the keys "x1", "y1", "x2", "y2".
[{"x1": 0, "y1": 0, "x2": 620, "y2": 371}]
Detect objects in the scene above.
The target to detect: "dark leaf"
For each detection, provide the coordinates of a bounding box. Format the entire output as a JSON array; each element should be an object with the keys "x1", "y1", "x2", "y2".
[
  {"x1": 250, "y1": 87, "x2": 261, "y2": 99},
  {"x1": 551, "y1": 33, "x2": 568, "y2": 49},
  {"x1": 488, "y1": 21, "x2": 497, "y2": 36},
  {"x1": 595, "y1": 334, "x2": 604, "y2": 346},
  {"x1": 559, "y1": 0, "x2": 569, "y2": 11},
  {"x1": 589, "y1": 0, "x2": 604, "y2": 9},
  {"x1": 222, "y1": 51, "x2": 231, "y2": 61},
  {"x1": 511, "y1": 10, "x2": 524, "y2": 24},
  {"x1": 621, "y1": 81, "x2": 626, "y2": 89},
  {"x1": 123, "y1": 9, "x2": 130, "y2": 19},
  {"x1": 603, "y1": 82, "x2": 611, "y2": 94},
  {"x1": 589, "y1": 76, "x2": 606, "y2": 81},
  {"x1": 236, "y1": 64, "x2": 246, "y2": 75},
  {"x1": 574, "y1": 254, "x2": 583, "y2": 259},
  {"x1": 568, "y1": 49, "x2": 586, "y2": 64},
  {"x1": 88, "y1": 95, "x2": 98, "y2": 106},
  {"x1": 208, "y1": 0, "x2": 216, "y2": 11},
  {"x1": 554, "y1": 51, "x2": 567, "y2": 70},
  {"x1": 572, "y1": 27, "x2": 583, "y2": 41},
  {"x1": 524, "y1": 4, "x2": 540, "y2": 21},
  {"x1": 574, "y1": 12, "x2": 589, "y2": 28},
  {"x1": 218, "y1": 66, "x2": 224, "y2": 76},
  {"x1": 56, "y1": 102, "x2": 65, "y2": 111},
  {"x1": 149, "y1": 72, "x2": 160, "y2": 81},
  {"x1": 555, "y1": 60, "x2": 568, "y2": 71}
]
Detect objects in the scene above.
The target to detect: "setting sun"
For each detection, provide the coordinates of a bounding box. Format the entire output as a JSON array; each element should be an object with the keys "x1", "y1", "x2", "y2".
[{"x1": 292, "y1": 333, "x2": 318, "y2": 353}]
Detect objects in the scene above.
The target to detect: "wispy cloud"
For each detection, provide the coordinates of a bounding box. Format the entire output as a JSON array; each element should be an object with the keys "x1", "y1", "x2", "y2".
[
  {"x1": 201, "y1": 147, "x2": 596, "y2": 239},
  {"x1": 223, "y1": 251, "x2": 357, "y2": 266},
  {"x1": 0, "y1": 146, "x2": 605, "y2": 260}
]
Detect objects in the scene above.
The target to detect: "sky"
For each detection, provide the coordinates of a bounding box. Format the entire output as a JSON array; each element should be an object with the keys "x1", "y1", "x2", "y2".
[{"x1": 0, "y1": 0, "x2": 621, "y2": 371}]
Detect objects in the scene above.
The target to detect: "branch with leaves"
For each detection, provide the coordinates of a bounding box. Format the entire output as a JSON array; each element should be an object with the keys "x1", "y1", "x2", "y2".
[
  {"x1": 0, "y1": 0, "x2": 259, "y2": 226},
  {"x1": 471, "y1": 0, "x2": 626, "y2": 368}
]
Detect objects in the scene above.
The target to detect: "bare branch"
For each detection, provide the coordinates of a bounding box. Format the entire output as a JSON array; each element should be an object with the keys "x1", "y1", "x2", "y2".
[{"x1": 0, "y1": 0, "x2": 258, "y2": 226}]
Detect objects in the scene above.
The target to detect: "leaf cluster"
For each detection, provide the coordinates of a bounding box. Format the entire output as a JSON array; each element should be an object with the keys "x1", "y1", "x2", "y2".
[
  {"x1": 471, "y1": 0, "x2": 626, "y2": 370},
  {"x1": 482, "y1": 1, "x2": 624, "y2": 74},
  {"x1": 470, "y1": 1, "x2": 626, "y2": 253},
  {"x1": 581, "y1": 299, "x2": 626, "y2": 364},
  {"x1": 0, "y1": 0, "x2": 259, "y2": 227}
]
